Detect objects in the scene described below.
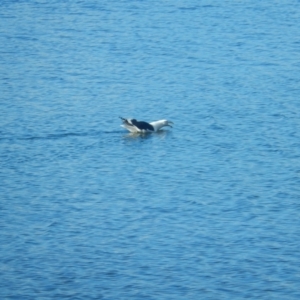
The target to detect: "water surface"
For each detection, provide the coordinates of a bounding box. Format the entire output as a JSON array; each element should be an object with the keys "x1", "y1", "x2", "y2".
[{"x1": 1, "y1": 1, "x2": 300, "y2": 299}]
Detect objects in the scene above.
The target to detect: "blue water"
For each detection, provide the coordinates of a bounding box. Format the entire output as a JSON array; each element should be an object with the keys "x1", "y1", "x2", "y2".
[{"x1": 1, "y1": 1, "x2": 300, "y2": 299}]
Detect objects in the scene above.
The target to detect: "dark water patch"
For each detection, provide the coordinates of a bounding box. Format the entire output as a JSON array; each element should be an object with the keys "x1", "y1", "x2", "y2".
[{"x1": 0, "y1": 130, "x2": 125, "y2": 142}]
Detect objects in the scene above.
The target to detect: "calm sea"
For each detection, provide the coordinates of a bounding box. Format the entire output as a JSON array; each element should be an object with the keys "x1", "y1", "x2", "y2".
[{"x1": 1, "y1": 1, "x2": 300, "y2": 299}]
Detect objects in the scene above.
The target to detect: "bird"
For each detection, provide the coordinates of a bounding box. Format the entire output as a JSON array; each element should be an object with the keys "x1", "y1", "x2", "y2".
[{"x1": 120, "y1": 117, "x2": 173, "y2": 133}]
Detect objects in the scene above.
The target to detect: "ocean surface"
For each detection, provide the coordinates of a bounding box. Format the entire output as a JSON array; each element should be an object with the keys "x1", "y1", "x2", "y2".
[{"x1": 1, "y1": 1, "x2": 300, "y2": 299}]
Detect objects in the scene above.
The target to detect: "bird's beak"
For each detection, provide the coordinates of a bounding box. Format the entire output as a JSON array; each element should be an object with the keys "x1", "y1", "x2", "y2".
[{"x1": 168, "y1": 121, "x2": 174, "y2": 127}]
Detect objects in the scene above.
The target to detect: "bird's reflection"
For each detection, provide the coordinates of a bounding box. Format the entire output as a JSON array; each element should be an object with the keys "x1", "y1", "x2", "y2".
[{"x1": 122, "y1": 129, "x2": 171, "y2": 141}]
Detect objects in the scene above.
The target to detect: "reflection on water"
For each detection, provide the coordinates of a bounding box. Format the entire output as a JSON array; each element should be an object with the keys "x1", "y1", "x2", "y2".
[{"x1": 122, "y1": 129, "x2": 172, "y2": 140}]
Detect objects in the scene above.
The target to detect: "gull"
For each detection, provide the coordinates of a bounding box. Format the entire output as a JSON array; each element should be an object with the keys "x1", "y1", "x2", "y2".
[{"x1": 120, "y1": 117, "x2": 173, "y2": 133}]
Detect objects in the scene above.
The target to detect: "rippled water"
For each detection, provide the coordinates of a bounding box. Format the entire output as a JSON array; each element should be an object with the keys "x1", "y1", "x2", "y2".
[{"x1": 1, "y1": 1, "x2": 300, "y2": 299}]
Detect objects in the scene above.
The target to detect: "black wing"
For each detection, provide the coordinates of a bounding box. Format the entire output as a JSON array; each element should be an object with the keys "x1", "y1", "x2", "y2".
[{"x1": 131, "y1": 120, "x2": 154, "y2": 131}]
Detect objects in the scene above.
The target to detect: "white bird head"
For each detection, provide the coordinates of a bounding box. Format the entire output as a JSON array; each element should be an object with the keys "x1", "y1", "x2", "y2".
[{"x1": 150, "y1": 120, "x2": 174, "y2": 131}]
